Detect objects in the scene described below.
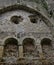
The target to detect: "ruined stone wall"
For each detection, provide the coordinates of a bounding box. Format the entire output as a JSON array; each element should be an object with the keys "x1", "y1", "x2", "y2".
[
  {"x1": 0, "y1": 9, "x2": 54, "y2": 65},
  {"x1": 0, "y1": 1, "x2": 54, "y2": 64},
  {"x1": 0, "y1": 10, "x2": 52, "y2": 44}
]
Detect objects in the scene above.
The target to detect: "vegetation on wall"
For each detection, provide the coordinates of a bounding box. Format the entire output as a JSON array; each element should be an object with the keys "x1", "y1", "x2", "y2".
[
  {"x1": 25, "y1": 0, "x2": 48, "y2": 10},
  {"x1": 41, "y1": 0, "x2": 48, "y2": 10}
]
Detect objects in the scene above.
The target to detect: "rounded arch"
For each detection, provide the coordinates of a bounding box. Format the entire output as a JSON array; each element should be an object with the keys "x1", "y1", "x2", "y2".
[
  {"x1": 0, "y1": 4, "x2": 53, "y2": 27},
  {"x1": 4, "y1": 37, "x2": 18, "y2": 46},
  {"x1": 3, "y1": 37, "x2": 19, "y2": 64},
  {"x1": 3, "y1": 36, "x2": 18, "y2": 45},
  {"x1": 41, "y1": 38, "x2": 52, "y2": 59},
  {"x1": 22, "y1": 38, "x2": 35, "y2": 54},
  {"x1": 41, "y1": 38, "x2": 52, "y2": 46},
  {"x1": 23, "y1": 38, "x2": 35, "y2": 46}
]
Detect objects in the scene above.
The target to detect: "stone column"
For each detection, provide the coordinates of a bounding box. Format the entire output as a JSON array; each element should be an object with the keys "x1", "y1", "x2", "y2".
[
  {"x1": 0, "y1": 46, "x2": 4, "y2": 58},
  {"x1": 36, "y1": 39, "x2": 45, "y2": 60},
  {"x1": 51, "y1": 38, "x2": 54, "y2": 63},
  {"x1": 36, "y1": 39, "x2": 42, "y2": 54},
  {"x1": 50, "y1": 27, "x2": 54, "y2": 63},
  {"x1": 19, "y1": 45, "x2": 23, "y2": 58}
]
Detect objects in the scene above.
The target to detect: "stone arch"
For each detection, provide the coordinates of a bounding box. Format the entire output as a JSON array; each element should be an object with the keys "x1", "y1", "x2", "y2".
[
  {"x1": 41, "y1": 38, "x2": 52, "y2": 46},
  {"x1": 0, "y1": 4, "x2": 53, "y2": 27},
  {"x1": 4, "y1": 38, "x2": 18, "y2": 46},
  {"x1": 22, "y1": 38, "x2": 36, "y2": 57},
  {"x1": 41, "y1": 38, "x2": 52, "y2": 59},
  {"x1": 3, "y1": 37, "x2": 19, "y2": 64}
]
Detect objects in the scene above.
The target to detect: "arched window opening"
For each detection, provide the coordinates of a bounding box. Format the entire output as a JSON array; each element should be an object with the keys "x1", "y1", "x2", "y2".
[
  {"x1": 10, "y1": 15, "x2": 23, "y2": 24},
  {"x1": 29, "y1": 15, "x2": 38, "y2": 23},
  {"x1": 41, "y1": 38, "x2": 52, "y2": 58},
  {"x1": 3, "y1": 38, "x2": 18, "y2": 64},
  {"x1": 23, "y1": 38, "x2": 36, "y2": 57}
]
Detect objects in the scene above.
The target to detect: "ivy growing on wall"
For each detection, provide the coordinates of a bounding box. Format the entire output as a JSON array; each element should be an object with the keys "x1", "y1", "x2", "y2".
[{"x1": 41, "y1": 0, "x2": 48, "y2": 10}]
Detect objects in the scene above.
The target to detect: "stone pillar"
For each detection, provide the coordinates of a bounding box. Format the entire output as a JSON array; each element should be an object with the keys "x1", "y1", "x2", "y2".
[
  {"x1": 52, "y1": 38, "x2": 54, "y2": 48},
  {"x1": 36, "y1": 39, "x2": 42, "y2": 54},
  {"x1": 0, "y1": 46, "x2": 4, "y2": 58},
  {"x1": 36, "y1": 39, "x2": 45, "y2": 59},
  {"x1": 50, "y1": 26, "x2": 54, "y2": 63},
  {"x1": 51, "y1": 38, "x2": 54, "y2": 63},
  {"x1": 19, "y1": 45, "x2": 23, "y2": 58}
]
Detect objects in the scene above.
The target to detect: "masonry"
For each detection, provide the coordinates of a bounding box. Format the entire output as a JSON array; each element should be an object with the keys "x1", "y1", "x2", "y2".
[{"x1": 0, "y1": 0, "x2": 54, "y2": 65}]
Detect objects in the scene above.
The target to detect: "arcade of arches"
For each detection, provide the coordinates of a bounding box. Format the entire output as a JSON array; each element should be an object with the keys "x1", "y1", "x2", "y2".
[
  {"x1": 0, "y1": 37, "x2": 52, "y2": 65},
  {"x1": 0, "y1": 2, "x2": 54, "y2": 65}
]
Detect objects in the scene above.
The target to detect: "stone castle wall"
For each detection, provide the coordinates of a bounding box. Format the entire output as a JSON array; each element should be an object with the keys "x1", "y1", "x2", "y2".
[{"x1": 0, "y1": 1, "x2": 54, "y2": 65}]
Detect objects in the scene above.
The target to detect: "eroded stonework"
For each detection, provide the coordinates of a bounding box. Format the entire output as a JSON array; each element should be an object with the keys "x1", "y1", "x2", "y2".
[{"x1": 0, "y1": 1, "x2": 54, "y2": 65}]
